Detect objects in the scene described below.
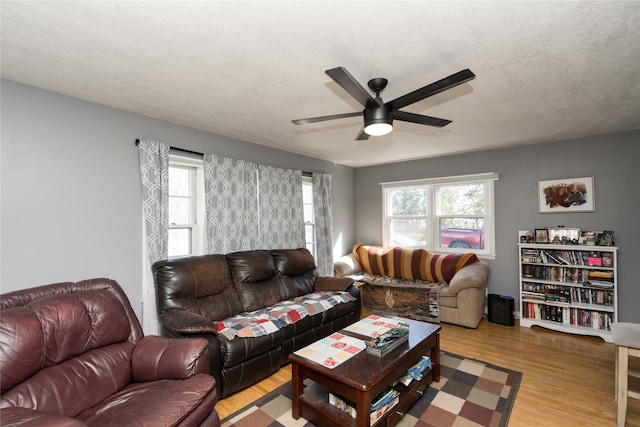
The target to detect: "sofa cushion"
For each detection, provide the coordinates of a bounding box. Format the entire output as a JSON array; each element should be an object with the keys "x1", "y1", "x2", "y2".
[
  {"x1": 271, "y1": 249, "x2": 316, "y2": 277},
  {"x1": 0, "y1": 289, "x2": 134, "y2": 413},
  {"x1": 77, "y1": 375, "x2": 215, "y2": 425},
  {"x1": 153, "y1": 254, "x2": 243, "y2": 321},
  {"x1": 0, "y1": 343, "x2": 134, "y2": 417},
  {"x1": 353, "y1": 244, "x2": 479, "y2": 283},
  {"x1": 228, "y1": 250, "x2": 286, "y2": 312},
  {"x1": 272, "y1": 249, "x2": 317, "y2": 298}
]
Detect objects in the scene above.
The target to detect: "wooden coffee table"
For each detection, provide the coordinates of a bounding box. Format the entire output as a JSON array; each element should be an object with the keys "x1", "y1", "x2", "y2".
[{"x1": 289, "y1": 317, "x2": 440, "y2": 427}]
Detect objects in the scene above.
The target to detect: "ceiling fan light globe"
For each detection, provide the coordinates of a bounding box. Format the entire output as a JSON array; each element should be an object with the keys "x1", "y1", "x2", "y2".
[{"x1": 364, "y1": 122, "x2": 393, "y2": 136}]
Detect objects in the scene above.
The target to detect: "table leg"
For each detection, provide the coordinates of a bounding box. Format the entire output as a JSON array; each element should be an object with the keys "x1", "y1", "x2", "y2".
[
  {"x1": 355, "y1": 390, "x2": 371, "y2": 427},
  {"x1": 291, "y1": 362, "x2": 303, "y2": 419},
  {"x1": 432, "y1": 333, "x2": 440, "y2": 382}
]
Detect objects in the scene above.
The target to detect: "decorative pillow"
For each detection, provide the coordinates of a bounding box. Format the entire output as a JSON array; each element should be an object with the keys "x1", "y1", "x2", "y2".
[{"x1": 352, "y1": 243, "x2": 478, "y2": 283}]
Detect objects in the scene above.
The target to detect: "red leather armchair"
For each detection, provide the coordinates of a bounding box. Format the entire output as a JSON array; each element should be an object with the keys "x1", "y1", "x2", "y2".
[{"x1": 0, "y1": 278, "x2": 220, "y2": 426}]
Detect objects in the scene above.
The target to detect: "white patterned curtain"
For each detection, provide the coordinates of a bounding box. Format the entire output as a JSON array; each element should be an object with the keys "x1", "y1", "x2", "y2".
[
  {"x1": 312, "y1": 172, "x2": 334, "y2": 275},
  {"x1": 258, "y1": 166, "x2": 305, "y2": 249},
  {"x1": 204, "y1": 154, "x2": 260, "y2": 253},
  {"x1": 137, "y1": 139, "x2": 169, "y2": 335}
]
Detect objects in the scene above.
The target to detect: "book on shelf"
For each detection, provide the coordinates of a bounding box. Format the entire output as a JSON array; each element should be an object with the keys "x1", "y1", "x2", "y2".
[
  {"x1": 587, "y1": 280, "x2": 614, "y2": 289},
  {"x1": 328, "y1": 387, "x2": 400, "y2": 423},
  {"x1": 588, "y1": 271, "x2": 613, "y2": 280},
  {"x1": 398, "y1": 356, "x2": 431, "y2": 386},
  {"x1": 545, "y1": 290, "x2": 570, "y2": 305},
  {"x1": 327, "y1": 356, "x2": 430, "y2": 421},
  {"x1": 523, "y1": 302, "x2": 614, "y2": 331}
]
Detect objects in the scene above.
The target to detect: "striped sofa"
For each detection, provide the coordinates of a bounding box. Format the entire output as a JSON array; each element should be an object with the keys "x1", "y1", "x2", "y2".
[{"x1": 334, "y1": 244, "x2": 489, "y2": 328}]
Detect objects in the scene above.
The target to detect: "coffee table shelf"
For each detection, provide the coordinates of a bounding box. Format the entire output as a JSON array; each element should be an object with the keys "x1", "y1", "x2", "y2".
[{"x1": 299, "y1": 368, "x2": 434, "y2": 427}]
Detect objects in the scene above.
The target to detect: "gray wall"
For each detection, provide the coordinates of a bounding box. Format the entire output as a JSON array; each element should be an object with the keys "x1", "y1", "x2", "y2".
[
  {"x1": 354, "y1": 132, "x2": 640, "y2": 322},
  {"x1": 3, "y1": 78, "x2": 638, "y2": 324},
  {"x1": 0, "y1": 79, "x2": 356, "y2": 320}
]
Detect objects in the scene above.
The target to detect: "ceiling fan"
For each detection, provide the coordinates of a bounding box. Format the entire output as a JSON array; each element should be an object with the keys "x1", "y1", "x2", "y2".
[{"x1": 292, "y1": 67, "x2": 475, "y2": 140}]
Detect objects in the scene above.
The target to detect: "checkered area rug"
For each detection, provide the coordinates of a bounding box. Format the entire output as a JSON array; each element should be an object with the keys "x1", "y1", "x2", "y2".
[{"x1": 220, "y1": 351, "x2": 521, "y2": 427}]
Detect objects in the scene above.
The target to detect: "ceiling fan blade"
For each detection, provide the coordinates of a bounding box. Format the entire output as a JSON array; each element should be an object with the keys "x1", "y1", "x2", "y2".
[
  {"x1": 355, "y1": 126, "x2": 370, "y2": 140},
  {"x1": 393, "y1": 110, "x2": 452, "y2": 127},
  {"x1": 325, "y1": 67, "x2": 382, "y2": 108},
  {"x1": 388, "y1": 69, "x2": 476, "y2": 110},
  {"x1": 292, "y1": 111, "x2": 362, "y2": 125}
]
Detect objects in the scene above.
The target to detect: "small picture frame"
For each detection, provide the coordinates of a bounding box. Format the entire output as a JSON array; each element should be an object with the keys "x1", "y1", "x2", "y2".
[
  {"x1": 535, "y1": 228, "x2": 548, "y2": 243},
  {"x1": 602, "y1": 253, "x2": 613, "y2": 267},
  {"x1": 600, "y1": 230, "x2": 614, "y2": 246}
]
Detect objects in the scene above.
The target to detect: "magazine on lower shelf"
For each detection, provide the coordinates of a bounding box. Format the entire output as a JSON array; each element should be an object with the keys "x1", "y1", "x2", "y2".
[
  {"x1": 327, "y1": 356, "x2": 431, "y2": 421},
  {"x1": 328, "y1": 390, "x2": 399, "y2": 423},
  {"x1": 398, "y1": 356, "x2": 431, "y2": 386}
]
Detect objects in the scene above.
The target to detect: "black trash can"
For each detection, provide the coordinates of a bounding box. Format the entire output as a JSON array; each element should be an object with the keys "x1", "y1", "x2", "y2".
[{"x1": 488, "y1": 294, "x2": 515, "y2": 326}]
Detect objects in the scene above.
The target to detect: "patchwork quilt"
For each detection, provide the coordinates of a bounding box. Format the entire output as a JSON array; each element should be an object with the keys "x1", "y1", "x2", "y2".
[{"x1": 215, "y1": 291, "x2": 355, "y2": 340}]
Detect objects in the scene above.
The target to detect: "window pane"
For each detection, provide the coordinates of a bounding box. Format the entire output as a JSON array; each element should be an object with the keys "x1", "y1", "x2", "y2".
[
  {"x1": 305, "y1": 224, "x2": 314, "y2": 243},
  {"x1": 437, "y1": 184, "x2": 484, "y2": 215},
  {"x1": 390, "y1": 218, "x2": 427, "y2": 247},
  {"x1": 303, "y1": 204, "x2": 314, "y2": 223},
  {"x1": 169, "y1": 198, "x2": 190, "y2": 224},
  {"x1": 169, "y1": 167, "x2": 190, "y2": 196},
  {"x1": 391, "y1": 188, "x2": 427, "y2": 216},
  {"x1": 439, "y1": 218, "x2": 484, "y2": 249},
  {"x1": 168, "y1": 228, "x2": 191, "y2": 257},
  {"x1": 302, "y1": 182, "x2": 313, "y2": 201}
]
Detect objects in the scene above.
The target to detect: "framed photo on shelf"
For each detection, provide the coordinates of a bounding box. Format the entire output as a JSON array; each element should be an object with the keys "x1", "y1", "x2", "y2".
[
  {"x1": 534, "y1": 228, "x2": 548, "y2": 243},
  {"x1": 538, "y1": 177, "x2": 595, "y2": 213},
  {"x1": 548, "y1": 227, "x2": 581, "y2": 244},
  {"x1": 602, "y1": 252, "x2": 613, "y2": 267},
  {"x1": 600, "y1": 230, "x2": 614, "y2": 246}
]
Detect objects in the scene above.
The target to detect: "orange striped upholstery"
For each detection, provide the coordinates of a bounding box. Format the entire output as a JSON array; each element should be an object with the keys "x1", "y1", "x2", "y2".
[{"x1": 352, "y1": 244, "x2": 479, "y2": 283}]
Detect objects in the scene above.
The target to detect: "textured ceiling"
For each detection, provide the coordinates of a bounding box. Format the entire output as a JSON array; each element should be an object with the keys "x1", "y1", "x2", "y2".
[{"x1": 2, "y1": 1, "x2": 639, "y2": 167}]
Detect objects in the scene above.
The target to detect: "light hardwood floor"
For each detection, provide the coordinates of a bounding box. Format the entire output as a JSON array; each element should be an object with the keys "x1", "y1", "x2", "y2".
[{"x1": 216, "y1": 315, "x2": 640, "y2": 426}]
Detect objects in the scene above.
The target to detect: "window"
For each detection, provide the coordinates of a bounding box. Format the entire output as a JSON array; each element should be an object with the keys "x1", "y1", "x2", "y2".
[
  {"x1": 302, "y1": 176, "x2": 315, "y2": 256},
  {"x1": 168, "y1": 155, "x2": 204, "y2": 257},
  {"x1": 382, "y1": 173, "x2": 498, "y2": 257},
  {"x1": 168, "y1": 155, "x2": 312, "y2": 257}
]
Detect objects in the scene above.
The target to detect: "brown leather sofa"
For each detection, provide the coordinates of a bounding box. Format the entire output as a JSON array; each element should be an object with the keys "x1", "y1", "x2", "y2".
[
  {"x1": 152, "y1": 248, "x2": 360, "y2": 398},
  {"x1": 0, "y1": 278, "x2": 220, "y2": 427}
]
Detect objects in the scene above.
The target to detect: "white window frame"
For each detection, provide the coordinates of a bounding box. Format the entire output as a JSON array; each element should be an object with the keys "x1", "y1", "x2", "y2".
[
  {"x1": 168, "y1": 154, "x2": 205, "y2": 257},
  {"x1": 381, "y1": 172, "x2": 498, "y2": 258},
  {"x1": 302, "y1": 176, "x2": 316, "y2": 257}
]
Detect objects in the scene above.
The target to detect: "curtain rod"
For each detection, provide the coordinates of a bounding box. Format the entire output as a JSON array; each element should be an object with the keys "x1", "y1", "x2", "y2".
[
  {"x1": 135, "y1": 139, "x2": 204, "y2": 157},
  {"x1": 135, "y1": 139, "x2": 313, "y2": 176}
]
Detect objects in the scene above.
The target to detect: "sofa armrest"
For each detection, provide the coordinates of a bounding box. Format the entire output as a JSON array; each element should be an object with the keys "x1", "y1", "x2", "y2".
[
  {"x1": 315, "y1": 276, "x2": 355, "y2": 292},
  {"x1": 132, "y1": 336, "x2": 211, "y2": 382},
  {"x1": 448, "y1": 260, "x2": 489, "y2": 294},
  {"x1": 0, "y1": 407, "x2": 87, "y2": 427},
  {"x1": 333, "y1": 253, "x2": 362, "y2": 277},
  {"x1": 159, "y1": 309, "x2": 219, "y2": 335}
]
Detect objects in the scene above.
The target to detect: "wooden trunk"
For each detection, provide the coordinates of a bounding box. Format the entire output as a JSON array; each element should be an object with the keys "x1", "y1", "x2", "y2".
[{"x1": 361, "y1": 280, "x2": 442, "y2": 323}]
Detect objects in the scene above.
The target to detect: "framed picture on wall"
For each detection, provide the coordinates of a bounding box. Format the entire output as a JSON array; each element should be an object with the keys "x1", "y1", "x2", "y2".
[{"x1": 538, "y1": 177, "x2": 595, "y2": 213}]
